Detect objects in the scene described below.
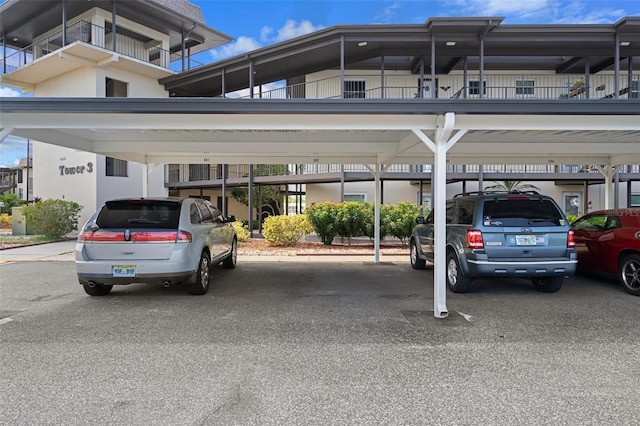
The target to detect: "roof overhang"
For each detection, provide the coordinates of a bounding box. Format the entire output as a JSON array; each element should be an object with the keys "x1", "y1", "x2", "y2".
[{"x1": 1, "y1": 97, "x2": 639, "y2": 166}]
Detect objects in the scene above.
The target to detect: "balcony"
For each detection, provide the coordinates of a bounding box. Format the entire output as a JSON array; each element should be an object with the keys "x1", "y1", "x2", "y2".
[
  {"x1": 244, "y1": 73, "x2": 640, "y2": 101},
  {"x1": 165, "y1": 163, "x2": 640, "y2": 187},
  {"x1": 0, "y1": 20, "x2": 202, "y2": 77}
]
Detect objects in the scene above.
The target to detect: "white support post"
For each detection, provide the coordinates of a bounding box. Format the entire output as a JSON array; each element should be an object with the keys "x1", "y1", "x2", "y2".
[
  {"x1": 141, "y1": 163, "x2": 149, "y2": 198},
  {"x1": 413, "y1": 113, "x2": 466, "y2": 319},
  {"x1": 365, "y1": 164, "x2": 384, "y2": 264},
  {"x1": 595, "y1": 164, "x2": 621, "y2": 209},
  {"x1": 374, "y1": 168, "x2": 381, "y2": 263}
]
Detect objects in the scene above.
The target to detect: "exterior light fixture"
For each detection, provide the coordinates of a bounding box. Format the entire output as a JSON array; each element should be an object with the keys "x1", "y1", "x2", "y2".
[
  {"x1": 358, "y1": 41, "x2": 367, "y2": 47},
  {"x1": 620, "y1": 41, "x2": 630, "y2": 46},
  {"x1": 446, "y1": 41, "x2": 456, "y2": 46},
  {"x1": 12, "y1": 37, "x2": 19, "y2": 42}
]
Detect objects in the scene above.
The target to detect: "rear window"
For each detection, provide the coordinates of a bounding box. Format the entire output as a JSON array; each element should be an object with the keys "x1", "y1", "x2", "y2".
[
  {"x1": 482, "y1": 199, "x2": 564, "y2": 227},
  {"x1": 96, "y1": 200, "x2": 181, "y2": 229}
]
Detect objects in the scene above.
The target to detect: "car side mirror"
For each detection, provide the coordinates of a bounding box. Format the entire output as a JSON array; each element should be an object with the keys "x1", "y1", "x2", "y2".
[{"x1": 416, "y1": 216, "x2": 425, "y2": 225}]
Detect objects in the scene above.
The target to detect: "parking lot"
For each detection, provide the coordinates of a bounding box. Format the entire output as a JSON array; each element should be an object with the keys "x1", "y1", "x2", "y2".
[{"x1": 1, "y1": 256, "x2": 638, "y2": 425}]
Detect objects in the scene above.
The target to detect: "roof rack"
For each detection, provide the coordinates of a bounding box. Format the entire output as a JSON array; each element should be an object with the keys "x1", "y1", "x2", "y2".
[{"x1": 453, "y1": 190, "x2": 540, "y2": 198}]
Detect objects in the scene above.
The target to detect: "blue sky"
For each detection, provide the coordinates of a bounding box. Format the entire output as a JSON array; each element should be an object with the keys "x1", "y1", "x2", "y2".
[{"x1": 1, "y1": 0, "x2": 639, "y2": 167}]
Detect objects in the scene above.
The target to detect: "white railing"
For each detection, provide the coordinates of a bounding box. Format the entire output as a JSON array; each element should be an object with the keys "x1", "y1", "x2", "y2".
[
  {"x1": 165, "y1": 163, "x2": 640, "y2": 184},
  {"x1": 245, "y1": 73, "x2": 639, "y2": 101},
  {"x1": 1, "y1": 20, "x2": 202, "y2": 75}
]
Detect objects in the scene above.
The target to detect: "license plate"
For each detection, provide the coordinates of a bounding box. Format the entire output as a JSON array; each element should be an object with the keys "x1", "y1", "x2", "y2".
[
  {"x1": 516, "y1": 235, "x2": 536, "y2": 246},
  {"x1": 113, "y1": 265, "x2": 136, "y2": 277}
]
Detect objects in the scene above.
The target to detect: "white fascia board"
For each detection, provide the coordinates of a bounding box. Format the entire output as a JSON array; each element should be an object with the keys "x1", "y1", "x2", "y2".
[{"x1": 456, "y1": 114, "x2": 640, "y2": 131}]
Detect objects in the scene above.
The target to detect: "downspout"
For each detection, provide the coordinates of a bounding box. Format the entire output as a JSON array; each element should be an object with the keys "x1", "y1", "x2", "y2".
[
  {"x1": 380, "y1": 55, "x2": 385, "y2": 99},
  {"x1": 431, "y1": 36, "x2": 436, "y2": 99},
  {"x1": 615, "y1": 33, "x2": 620, "y2": 99},
  {"x1": 62, "y1": 0, "x2": 67, "y2": 46},
  {"x1": 112, "y1": 1, "x2": 117, "y2": 52},
  {"x1": 222, "y1": 164, "x2": 227, "y2": 216},
  {"x1": 221, "y1": 68, "x2": 226, "y2": 97},
  {"x1": 340, "y1": 35, "x2": 345, "y2": 98},
  {"x1": 479, "y1": 37, "x2": 485, "y2": 99},
  {"x1": 248, "y1": 56, "x2": 254, "y2": 98},
  {"x1": 584, "y1": 57, "x2": 590, "y2": 99}
]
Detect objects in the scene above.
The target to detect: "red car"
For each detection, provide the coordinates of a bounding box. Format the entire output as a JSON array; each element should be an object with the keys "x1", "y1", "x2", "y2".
[{"x1": 572, "y1": 208, "x2": 640, "y2": 296}]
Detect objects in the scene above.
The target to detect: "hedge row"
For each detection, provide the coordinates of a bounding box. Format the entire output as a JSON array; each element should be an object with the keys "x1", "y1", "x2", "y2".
[{"x1": 305, "y1": 201, "x2": 424, "y2": 246}]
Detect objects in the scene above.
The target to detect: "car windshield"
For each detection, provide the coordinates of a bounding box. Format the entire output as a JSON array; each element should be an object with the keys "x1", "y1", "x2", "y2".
[
  {"x1": 482, "y1": 199, "x2": 563, "y2": 227},
  {"x1": 96, "y1": 200, "x2": 181, "y2": 229}
]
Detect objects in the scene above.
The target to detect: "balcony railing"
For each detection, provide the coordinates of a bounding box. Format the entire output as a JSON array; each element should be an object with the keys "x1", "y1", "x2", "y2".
[
  {"x1": 165, "y1": 163, "x2": 640, "y2": 185},
  {"x1": 245, "y1": 73, "x2": 640, "y2": 101},
  {"x1": 0, "y1": 20, "x2": 203, "y2": 75}
]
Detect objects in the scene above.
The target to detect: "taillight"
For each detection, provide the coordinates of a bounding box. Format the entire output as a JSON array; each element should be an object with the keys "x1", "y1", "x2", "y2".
[
  {"x1": 467, "y1": 229, "x2": 484, "y2": 249},
  {"x1": 176, "y1": 230, "x2": 192, "y2": 243},
  {"x1": 567, "y1": 229, "x2": 575, "y2": 247},
  {"x1": 77, "y1": 231, "x2": 86, "y2": 243}
]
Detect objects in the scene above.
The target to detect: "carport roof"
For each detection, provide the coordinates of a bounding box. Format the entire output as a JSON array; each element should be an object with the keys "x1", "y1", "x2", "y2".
[{"x1": 1, "y1": 97, "x2": 639, "y2": 166}]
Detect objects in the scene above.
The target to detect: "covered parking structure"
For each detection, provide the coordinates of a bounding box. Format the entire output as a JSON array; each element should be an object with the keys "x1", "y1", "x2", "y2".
[{"x1": 1, "y1": 96, "x2": 639, "y2": 317}]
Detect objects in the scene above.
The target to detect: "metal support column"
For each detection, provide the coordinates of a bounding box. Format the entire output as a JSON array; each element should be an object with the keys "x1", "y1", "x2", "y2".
[{"x1": 413, "y1": 113, "x2": 467, "y2": 319}]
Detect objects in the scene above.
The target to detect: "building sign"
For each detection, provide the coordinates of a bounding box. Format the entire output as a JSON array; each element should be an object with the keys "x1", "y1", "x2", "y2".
[{"x1": 59, "y1": 162, "x2": 93, "y2": 176}]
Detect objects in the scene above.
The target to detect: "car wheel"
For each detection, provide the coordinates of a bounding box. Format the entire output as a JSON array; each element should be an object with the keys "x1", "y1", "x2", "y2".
[
  {"x1": 189, "y1": 251, "x2": 211, "y2": 295},
  {"x1": 82, "y1": 282, "x2": 113, "y2": 296},
  {"x1": 222, "y1": 239, "x2": 237, "y2": 269},
  {"x1": 410, "y1": 240, "x2": 426, "y2": 270},
  {"x1": 446, "y1": 251, "x2": 471, "y2": 293},
  {"x1": 619, "y1": 253, "x2": 640, "y2": 296},
  {"x1": 531, "y1": 276, "x2": 563, "y2": 293}
]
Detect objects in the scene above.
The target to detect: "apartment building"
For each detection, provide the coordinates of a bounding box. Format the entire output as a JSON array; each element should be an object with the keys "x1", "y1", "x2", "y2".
[{"x1": 1, "y1": 2, "x2": 639, "y2": 228}]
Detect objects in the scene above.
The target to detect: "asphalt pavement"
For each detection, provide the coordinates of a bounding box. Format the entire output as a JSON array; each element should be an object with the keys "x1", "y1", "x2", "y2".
[{"x1": 1, "y1": 242, "x2": 639, "y2": 425}]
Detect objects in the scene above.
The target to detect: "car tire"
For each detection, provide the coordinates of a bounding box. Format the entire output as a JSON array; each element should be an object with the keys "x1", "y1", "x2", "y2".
[
  {"x1": 531, "y1": 276, "x2": 563, "y2": 293},
  {"x1": 618, "y1": 253, "x2": 640, "y2": 296},
  {"x1": 410, "y1": 240, "x2": 426, "y2": 270},
  {"x1": 83, "y1": 283, "x2": 113, "y2": 296},
  {"x1": 222, "y1": 239, "x2": 237, "y2": 269},
  {"x1": 446, "y1": 251, "x2": 471, "y2": 293},
  {"x1": 189, "y1": 251, "x2": 211, "y2": 295}
]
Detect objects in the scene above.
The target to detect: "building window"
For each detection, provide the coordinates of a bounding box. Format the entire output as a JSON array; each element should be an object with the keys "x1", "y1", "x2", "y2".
[
  {"x1": 189, "y1": 164, "x2": 210, "y2": 181},
  {"x1": 344, "y1": 80, "x2": 366, "y2": 98},
  {"x1": 631, "y1": 193, "x2": 640, "y2": 207},
  {"x1": 344, "y1": 193, "x2": 366, "y2": 203},
  {"x1": 468, "y1": 80, "x2": 486, "y2": 96},
  {"x1": 630, "y1": 80, "x2": 639, "y2": 99},
  {"x1": 17, "y1": 169, "x2": 23, "y2": 183},
  {"x1": 516, "y1": 79, "x2": 535, "y2": 96},
  {"x1": 106, "y1": 77, "x2": 128, "y2": 97},
  {"x1": 106, "y1": 157, "x2": 128, "y2": 177}
]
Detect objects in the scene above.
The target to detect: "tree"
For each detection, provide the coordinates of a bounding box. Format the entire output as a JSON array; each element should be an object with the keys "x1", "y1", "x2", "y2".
[
  {"x1": 230, "y1": 165, "x2": 288, "y2": 220},
  {"x1": 0, "y1": 193, "x2": 21, "y2": 214},
  {"x1": 484, "y1": 180, "x2": 540, "y2": 193}
]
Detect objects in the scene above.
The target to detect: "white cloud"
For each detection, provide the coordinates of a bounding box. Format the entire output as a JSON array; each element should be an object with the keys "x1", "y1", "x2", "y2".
[
  {"x1": 445, "y1": 0, "x2": 550, "y2": 19},
  {"x1": 0, "y1": 86, "x2": 21, "y2": 97},
  {"x1": 210, "y1": 20, "x2": 324, "y2": 61},
  {"x1": 374, "y1": 2, "x2": 402, "y2": 23},
  {"x1": 210, "y1": 36, "x2": 262, "y2": 60},
  {"x1": 269, "y1": 19, "x2": 324, "y2": 42}
]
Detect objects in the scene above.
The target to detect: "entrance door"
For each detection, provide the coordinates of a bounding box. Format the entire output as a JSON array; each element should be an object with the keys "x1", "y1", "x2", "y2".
[{"x1": 563, "y1": 192, "x2": 582, "y2": 217}]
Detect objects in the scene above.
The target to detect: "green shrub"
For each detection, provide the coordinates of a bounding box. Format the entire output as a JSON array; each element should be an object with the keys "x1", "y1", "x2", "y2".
[
  {"x1": 336, "y1": 201, "x2": 367, "y2": 244},
  {"x1": 231, "y1": 220, "x2": 251, "y2": 242},
  {"x1": 384, "y1": 201, "x2": 421, "y2": 245},
  {"x1": 363, "y1": 202, "x2": 389, "y2": 241},
  {"x1": 305, "y1": 201, "x2": 339, "y2": 245},
  {"x1": 0, "y1": 193, "x2": 21, "y2": 214},
  {"x1": 0, "y1": 213, "x2": 11, "y2": 226},
  {"x1": 262, "y1": 214, "x2": 313, "y2": 246},
  {"x1": 22, "y1": 199, "x2": 83, "y2": 240}
]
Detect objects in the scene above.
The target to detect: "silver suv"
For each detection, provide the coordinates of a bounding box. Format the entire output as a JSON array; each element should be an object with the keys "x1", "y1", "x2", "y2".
[
  {"x1": 76, "y1": 197, "x2": 237, "y2": 296},
  {"x1": 410, "y1": 191, "x2": 577, "y2": 293}
]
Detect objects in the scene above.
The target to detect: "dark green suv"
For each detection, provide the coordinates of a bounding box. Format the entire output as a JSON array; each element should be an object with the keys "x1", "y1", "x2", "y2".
[{"x1": 410, "y1": 191, "x2": 577, "y2": 293}]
